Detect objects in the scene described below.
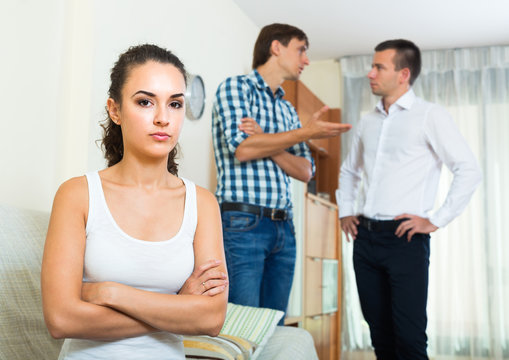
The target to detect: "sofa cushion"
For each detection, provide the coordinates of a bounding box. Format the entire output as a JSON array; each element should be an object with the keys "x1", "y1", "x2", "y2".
[
  {"x1": 0, "y1": 204, "x2": 63, "y2": 360},
  {"x1": 256, "y1": 325, "x2": 318, "y2": 360}
]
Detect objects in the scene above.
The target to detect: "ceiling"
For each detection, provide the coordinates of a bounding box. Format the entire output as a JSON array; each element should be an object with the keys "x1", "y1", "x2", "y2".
[{"x1": 234, "y1": 0, "x2": 509, "y2": 60}]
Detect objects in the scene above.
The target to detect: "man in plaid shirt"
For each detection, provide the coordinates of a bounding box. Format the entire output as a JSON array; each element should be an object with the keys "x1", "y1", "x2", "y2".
[{"x1": 212, "y1": 23, "x2": 351, "y2": 322}]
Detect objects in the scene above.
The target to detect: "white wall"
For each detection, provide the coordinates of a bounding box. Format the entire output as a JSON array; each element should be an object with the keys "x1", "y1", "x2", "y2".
[
  {"x1": 0, "y1": 0, "x2": 67, "y2": 212},
  {"x1": 0, "y1": 0, "x2": 259, "y2": 212},
  {"x1": 300, "y1": 59, "x2": 342, "y2": 109}
]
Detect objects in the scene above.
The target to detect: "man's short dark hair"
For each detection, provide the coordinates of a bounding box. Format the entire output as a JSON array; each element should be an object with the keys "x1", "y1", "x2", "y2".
[
  {"x1": 252, "y1": 23, "x2": 308, "y2": 69},
  {"x1": 375, "y1": 39, "x2": 421, "y2": 85}
]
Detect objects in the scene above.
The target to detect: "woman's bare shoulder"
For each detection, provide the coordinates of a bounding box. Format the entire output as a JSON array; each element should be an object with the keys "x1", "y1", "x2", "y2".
[
  {"x1": 195, "y1": 185, "x2": 218, "y2": 206},
  {"x1": 52, "y1": 175, "x2": 89, "y2": 212},
  {"x1": 56, "y1": 175, "x2": 88, "y2": 195},
  {"x1": 194, "y1": 185, "x2": 220, "y2": 219}
]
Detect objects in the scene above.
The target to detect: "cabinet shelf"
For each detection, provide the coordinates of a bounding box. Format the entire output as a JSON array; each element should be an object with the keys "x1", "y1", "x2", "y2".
[
  {"x1": 284, "y1": 316, "x2": 303, "y2": 326},
  {"x1": 307, "y1": 193, "x2": 337, "y2": 209}
]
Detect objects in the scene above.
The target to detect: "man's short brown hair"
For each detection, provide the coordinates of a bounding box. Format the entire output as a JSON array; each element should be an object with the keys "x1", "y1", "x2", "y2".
[
  {"x1": 252, "y1": 23, "x2": 308, "y2": 69},
  {"x1": 375, "y1": 39, "x2": 421, "y2": 85}
]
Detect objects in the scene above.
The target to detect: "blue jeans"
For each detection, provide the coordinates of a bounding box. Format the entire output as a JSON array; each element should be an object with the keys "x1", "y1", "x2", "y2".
[
  {"x1": 354, "y1": 225, "x2": 430, "y2": 360},
  {"x1": 221, "y1": 208, "x2": 296, "y2": 325}
]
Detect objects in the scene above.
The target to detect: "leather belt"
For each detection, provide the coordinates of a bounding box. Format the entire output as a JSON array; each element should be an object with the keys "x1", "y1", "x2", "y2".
[
  {"x1": 358, "y1": 215, "x2": 407, "y2": 232},
  {"x1": 221, "y1": 202, "x2": 289, "y2": 221}
]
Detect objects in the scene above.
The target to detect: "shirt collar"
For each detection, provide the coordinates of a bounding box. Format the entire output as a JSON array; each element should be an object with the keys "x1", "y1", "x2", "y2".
[
  {"x1": 375, "y1": 88, "x2": 416, "y2": 115},
  {"x1": 248, "y1": 69, "x2": 286, "y2": 98}
]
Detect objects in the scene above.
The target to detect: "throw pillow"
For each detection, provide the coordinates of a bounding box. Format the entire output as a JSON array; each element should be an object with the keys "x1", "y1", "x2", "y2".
[
  {"x1": 220, "y1": 303, "x2": 284, "y2": 359},
  {"x1": 183, "y1": 333, "x2": 256, "y2": 360}
]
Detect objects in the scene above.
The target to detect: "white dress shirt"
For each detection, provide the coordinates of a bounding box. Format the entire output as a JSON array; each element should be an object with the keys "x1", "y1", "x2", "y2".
[{"x1": 337, "y1": 89, "x2": 481, "y2": 228}]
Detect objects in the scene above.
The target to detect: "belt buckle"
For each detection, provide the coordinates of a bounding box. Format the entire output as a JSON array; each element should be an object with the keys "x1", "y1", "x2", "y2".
[
  {"x1": 271, "y1": 208, "x2": 286, "y2": 221},
  {"x1": 367, "y1": 219, "x2": 373, "y2": 231}
]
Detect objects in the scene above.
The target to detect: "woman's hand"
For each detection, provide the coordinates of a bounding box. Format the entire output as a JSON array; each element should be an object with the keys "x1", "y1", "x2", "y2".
[{"x1": 178, "y1": 259, "x2": 228, "y2": 296}]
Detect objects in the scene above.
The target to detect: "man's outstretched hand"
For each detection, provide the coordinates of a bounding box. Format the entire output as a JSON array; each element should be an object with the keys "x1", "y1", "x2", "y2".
[{"x1": 304, "y1": 106, "x2": 352, "y2": 139}]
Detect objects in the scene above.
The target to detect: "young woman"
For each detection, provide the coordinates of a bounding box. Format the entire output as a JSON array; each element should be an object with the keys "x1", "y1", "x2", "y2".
[{"x1": 41, "y1": 44, "x2": 228, "y2": 359}]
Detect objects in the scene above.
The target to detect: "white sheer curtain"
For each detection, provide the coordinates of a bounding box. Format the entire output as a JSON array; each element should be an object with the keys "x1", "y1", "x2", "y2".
[{"x1": 340, "y1": 45, "x2": 509, "y2": 359}]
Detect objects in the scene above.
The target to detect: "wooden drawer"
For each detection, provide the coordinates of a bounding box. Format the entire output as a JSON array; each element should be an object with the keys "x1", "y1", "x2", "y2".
[
  {"x1": 304, "y1": 313, "x2": 339, "y2": 360},
  {"x1": 304, "y1": 315, "x2": 324, "y2": 360},
  {"x1": 304, "y1": 257, "x2": 322, "y2": 316},
  {"x1": 325, "y1": 313, "x2": 339, "y2": 360},
  {"x1": 305, "y1": 196, "x2": 338, "y2": 259}
]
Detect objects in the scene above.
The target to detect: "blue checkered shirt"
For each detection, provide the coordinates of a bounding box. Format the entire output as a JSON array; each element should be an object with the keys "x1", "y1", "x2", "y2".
[{"x1": 212, "y1": 70, "x2": 314, "y2": 210}]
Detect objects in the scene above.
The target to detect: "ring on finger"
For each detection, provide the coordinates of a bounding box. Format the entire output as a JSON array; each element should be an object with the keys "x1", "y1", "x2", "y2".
[{"x1": 201, "y1": 282, "x2": 206, "y2": 289}]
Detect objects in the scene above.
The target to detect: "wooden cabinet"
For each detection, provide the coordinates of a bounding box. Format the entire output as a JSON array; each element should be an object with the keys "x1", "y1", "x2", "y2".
[
  {"x1": 282, "y1": 80, "x2": 343, "y2": 360},
  {"x1": 303, "y1": 195, "x2": 341, "y2": 360},
  {"x1": 304, "y1": 256, "x2": 323, "y2": 316},
  {"x1": 305, "y1": 313, "x2": 339, "y2": 360},
  {"x1": 283, "y1": 80, "x2": 342, "y2": 203},
  {"x1": 306, "y1": 196, "x2": 338, "y2": 259}
]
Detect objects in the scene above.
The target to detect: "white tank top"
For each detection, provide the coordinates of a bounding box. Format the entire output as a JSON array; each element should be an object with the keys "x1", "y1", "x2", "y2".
[{"x1": 58, "y1": 171, "x2": 196, "y2": 360}]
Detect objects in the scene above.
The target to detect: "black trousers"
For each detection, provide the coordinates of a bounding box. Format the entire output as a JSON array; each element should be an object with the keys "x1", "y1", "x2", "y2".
[{"x1": 353, "y1": 224, "x2": 430, "y2": 360}]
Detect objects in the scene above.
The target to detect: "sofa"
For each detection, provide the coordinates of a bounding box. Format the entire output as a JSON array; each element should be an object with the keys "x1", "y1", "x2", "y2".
[{"x1": 0, "y1": 204, "x2": 318, "y2": 360}]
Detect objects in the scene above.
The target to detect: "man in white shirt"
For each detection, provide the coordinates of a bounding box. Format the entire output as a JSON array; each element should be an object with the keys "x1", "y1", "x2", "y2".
[{"x1": 337, "y1": 39, "x2": 481, "y2": 359}]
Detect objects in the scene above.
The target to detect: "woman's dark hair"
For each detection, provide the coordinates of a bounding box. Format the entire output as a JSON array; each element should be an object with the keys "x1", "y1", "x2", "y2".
[
  {"x1": 101, "y1": 44, "x2": 187, "y2": 175},
  {"x1": 252, "y1": 23, "x2": 308, "y2": 69},
  {"x1": 375, "y1": 39, "x2": 421, "y2": 85}
]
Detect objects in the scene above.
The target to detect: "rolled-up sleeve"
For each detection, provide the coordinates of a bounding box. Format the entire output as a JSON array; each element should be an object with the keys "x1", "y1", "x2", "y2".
[
  {"x1": 284, "y1": 105, "x2": 315, "y2": 176},
  {"x1": 213, "y1": 77, "x2": 252, "y2": 154}
]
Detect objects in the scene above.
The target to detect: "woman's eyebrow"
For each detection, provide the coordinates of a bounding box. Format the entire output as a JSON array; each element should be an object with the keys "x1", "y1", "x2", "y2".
[
  {"x1": 131, "y1": 90, "x2": 155, "y2": 98},
  {"x1": 131, "y1": 90, "x2": 185, "y2": 98}
]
